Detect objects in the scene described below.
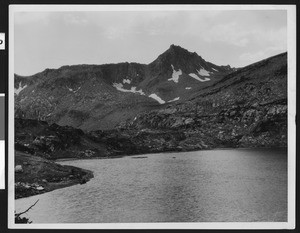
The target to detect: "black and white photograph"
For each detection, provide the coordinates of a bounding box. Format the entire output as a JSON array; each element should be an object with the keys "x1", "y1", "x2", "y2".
[{"x1": 8, "y1": 4, "x2": 296, "y2": 229}]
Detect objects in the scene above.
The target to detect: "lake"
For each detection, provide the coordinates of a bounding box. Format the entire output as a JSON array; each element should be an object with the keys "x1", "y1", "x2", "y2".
[{"x1": 15, "y1": 148, "x2": 287, "y2": 223}]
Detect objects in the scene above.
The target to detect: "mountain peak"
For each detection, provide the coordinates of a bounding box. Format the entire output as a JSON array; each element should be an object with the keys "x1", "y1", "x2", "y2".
[
  {"x1": 167, "y1": 44, "x2": 197, "y2": 56},
  {"x1": 149, "y1": 45, "x2": 196, "y2": 66},
  {"x1": 169, "y1": 44, "x2": 182, "y2": 50}
]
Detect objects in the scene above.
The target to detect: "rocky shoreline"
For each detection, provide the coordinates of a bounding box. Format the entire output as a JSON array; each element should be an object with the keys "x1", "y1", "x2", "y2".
[{"x1": 15, "y1": 152, "x2": 94, "y2": 199}]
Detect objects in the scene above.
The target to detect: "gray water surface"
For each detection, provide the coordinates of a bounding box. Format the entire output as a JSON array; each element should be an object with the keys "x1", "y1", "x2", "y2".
[{"x1": 15, "y1": 149, "x2": 287, "y2": 223}]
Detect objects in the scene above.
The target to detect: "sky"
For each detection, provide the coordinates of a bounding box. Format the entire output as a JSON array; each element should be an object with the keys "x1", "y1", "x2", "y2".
[{"x1": 14, "y1": 9, "x2": 287, "y2": 76}]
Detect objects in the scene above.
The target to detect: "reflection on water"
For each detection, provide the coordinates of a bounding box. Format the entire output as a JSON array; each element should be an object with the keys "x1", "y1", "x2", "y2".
[{"x1": 15, "y1": 148, "x2": 287, "y2": 223}]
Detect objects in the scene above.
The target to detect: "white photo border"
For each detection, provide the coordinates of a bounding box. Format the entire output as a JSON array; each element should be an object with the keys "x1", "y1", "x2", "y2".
[{"x1": 8, "y1": 4, "x2": 296, "y2": 229}]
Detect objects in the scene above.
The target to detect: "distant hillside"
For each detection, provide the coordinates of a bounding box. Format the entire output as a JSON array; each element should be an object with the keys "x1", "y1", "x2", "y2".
[{"x1": 15, "y1": 44, "x2": 234, "y2": 130}]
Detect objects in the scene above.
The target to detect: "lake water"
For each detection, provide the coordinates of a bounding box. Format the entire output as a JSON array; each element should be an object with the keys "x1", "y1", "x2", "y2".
[{"x1": 15, "y1": 149, "x2": 287, "y2": 223}]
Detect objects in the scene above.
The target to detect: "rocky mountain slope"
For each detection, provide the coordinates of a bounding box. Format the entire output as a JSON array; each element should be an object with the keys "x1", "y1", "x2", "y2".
[
  {"x1": 118, "y1": 52, "x2": 287, "y2": 150},
  {"x1": 15, "y1": 45, "x2": 234, "y2": 131},
  {"x1": 15, "y1": 118, "x2": 112, "y2": 159},
  {"x1": 15, "y1": 52, "x2": 287, "y2": 161}
]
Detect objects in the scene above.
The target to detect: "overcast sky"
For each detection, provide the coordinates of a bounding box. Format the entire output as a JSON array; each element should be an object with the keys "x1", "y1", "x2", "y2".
[{"x1": 14, "y1": 10, "x2": 287, "y2": 76}]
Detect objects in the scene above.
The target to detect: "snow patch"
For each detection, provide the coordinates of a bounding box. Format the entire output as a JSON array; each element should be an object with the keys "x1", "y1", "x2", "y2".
[
  {"x1": 14, "y1": 82, "x2": 27, "y2": 95},
  {"x1": 168, "y1": 97, "x2": 180, "y2": 103},
  {"x1": 212, "y1": 68, "x2": 219, "y2": 72},
  {"x1": 168, "y1": 64, "x2": 182, "y2": 83},
  {"x1": 197, "y1": 68, "x2": 210, "y2": 76},
  {"x1": 113, "y1": 83, "x2": 145, "y2": 95},
  {"x1": 131, "y1": 87, "x2": 145, "y2": 95},
  {"x1": 74, "y1": 86, "x2": 81, "y2": 93},
  {"x1": 189, "y1": 73, "x2": 199, "y2": 80},
  {"x1": 67, "y1": 85, "x2": 81, "y2": 93},
  {"x1": 123, "y1": 79, "x2": 131, "y2": 84},
  {"x1": 149, "y1": 93, "x2": 165, "y2": 104},
  {"x1": 185, "y1": 87, "x2": 192, "y2": 90},
  {"x1": 189, "y1": 73, "x2": 210, "y2": 82}
]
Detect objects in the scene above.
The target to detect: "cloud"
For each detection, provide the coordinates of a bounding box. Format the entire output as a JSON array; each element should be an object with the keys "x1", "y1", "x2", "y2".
[
  {"x1": 239, "y1": 27, "x2": 287, "y2": 65},
  {"x1": 239, "y1": 51, "x2": 266, "y2": 62},
  {"x1": 13, "y1": 10, "x2": 288, "y2": 75},
  {"x1": 63, "y1": 13, "x2": 88, "y2": 25},
  {"x1": 239, "y1": 45, "x2": 286, "y2": 65},
  {"x1": 254, "y1": 27, "x2": 287, "y2": 46},
  {"x1": 15, "y1": 12, "x2": 89, "y2": 26},
  {"x1": 200, "y1": 22, "x2": 250, "y2": 47},
  {"x1": 104, "y1": 27, "x2": 124, "y2": 39},
  {"x1": 14, "y1": 12, "x2": 52, "y2": 25}
]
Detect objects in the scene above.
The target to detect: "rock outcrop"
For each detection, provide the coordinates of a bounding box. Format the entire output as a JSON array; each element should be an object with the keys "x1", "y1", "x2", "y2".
[{"x1": 15, "y1": 152, "x2": 94, "y2": 199}]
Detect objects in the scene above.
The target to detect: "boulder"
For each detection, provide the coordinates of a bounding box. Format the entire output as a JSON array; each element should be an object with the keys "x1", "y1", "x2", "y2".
[
  {"x1": 184, "y1": 118, "x2": 194, "y2": 125},
  {"x1": 36, "y1": 186, "x2": 44, "y2": 191},
  {"x1": 15, "y1": 165, "x2": 23, "y2": 173}
]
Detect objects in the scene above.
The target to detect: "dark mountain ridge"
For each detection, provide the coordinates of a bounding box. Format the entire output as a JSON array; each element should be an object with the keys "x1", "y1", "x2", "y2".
[
  {"x1": 15, "y1": 51, "x2": 287, "y2": 160},
  {"x1": 149, "y1": 44, "x2": 232, "y2": 73},
  {"x1": 15, "y1": 45, "x2": 235, "y2": 130}
]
